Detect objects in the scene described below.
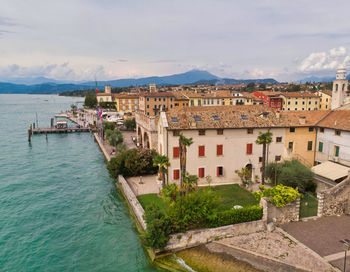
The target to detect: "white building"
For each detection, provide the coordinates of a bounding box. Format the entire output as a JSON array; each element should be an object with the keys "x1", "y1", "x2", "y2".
[{"x1": 331, "y1": 67, "x2": 350, "y2": 110}]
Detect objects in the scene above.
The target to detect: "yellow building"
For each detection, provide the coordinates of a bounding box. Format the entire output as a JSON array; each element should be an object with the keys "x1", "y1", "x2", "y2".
[
  {"x1": 317, "y1": 90, "x2": 332, "y2": 110},
  {"x1": 280, "y1": 92, "x2": 320, "y2": 111},
  {"x1": 283, "y1": 111, "x2": 331, "y2": 166},
  {"x1": 113, "y1": 93, "x2": 139, "y2": 113},
  {"x1": 241, "y1": 92, "x2": 264, "y2": 105},
  {"x1": 184, "y1": 91, "x2": 245, "y2": 107}
]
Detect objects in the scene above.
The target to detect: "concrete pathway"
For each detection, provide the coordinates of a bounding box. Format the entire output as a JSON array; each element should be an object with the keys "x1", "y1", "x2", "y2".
[
  {"x1": 127, "y1": 175, "x2": 160, "y2": 196},
  {"x1": 282, "y1": 215, "x2": 350, "y2": 271}
]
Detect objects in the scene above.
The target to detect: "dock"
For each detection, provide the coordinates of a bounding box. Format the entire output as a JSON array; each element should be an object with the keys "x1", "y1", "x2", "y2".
[{"x1": 32, "y1": 127, "x2": 91, "y2": 134}]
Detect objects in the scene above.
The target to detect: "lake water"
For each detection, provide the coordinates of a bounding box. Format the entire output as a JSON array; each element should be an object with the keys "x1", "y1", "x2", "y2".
[{"x1": 0, "y1": 94, "x2": 160, "y2": 271}]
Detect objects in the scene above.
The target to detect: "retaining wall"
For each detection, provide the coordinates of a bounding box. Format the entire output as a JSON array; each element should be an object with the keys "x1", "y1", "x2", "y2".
[
  {"x1": 260, "y1": 197, "x2": 300, "y2": 225},
  {"x1": 164, "y1": 220, "x2": 264, "y2": 252},
  {"x1": 117, "y1": 175, "x2": 146, "y2": 230},
  {"x1": 318, "y1": 176, "x2": 350, "y2": 217}
]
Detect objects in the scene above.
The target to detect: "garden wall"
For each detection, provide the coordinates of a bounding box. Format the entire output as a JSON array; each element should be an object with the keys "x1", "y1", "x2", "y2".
[
  {"x1": 117, "y1": 175, "x2": 146, "y2": 230},
  {"x1": 317, "y1": 175, "x2": 350, "y2": 217},
  {"x1": 260, "y1": 197, "x2": 300, "y2": 225},
  {"x1": 164, "y1": 220, "x2": 264, "y2": 252}
]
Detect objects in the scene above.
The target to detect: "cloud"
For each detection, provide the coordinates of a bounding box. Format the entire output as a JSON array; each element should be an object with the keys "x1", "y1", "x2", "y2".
[{"x1": 298, "y1": 46, "x2": 349, "y2": 72}]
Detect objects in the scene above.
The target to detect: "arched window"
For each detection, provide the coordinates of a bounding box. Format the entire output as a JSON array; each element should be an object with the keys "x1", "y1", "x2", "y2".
[
  {"x1": 342, "y1": 84, "x2": 345, "y2": 91},
  {"x1": 335, "y1": 84, "x2": 338, "y2": 91}
]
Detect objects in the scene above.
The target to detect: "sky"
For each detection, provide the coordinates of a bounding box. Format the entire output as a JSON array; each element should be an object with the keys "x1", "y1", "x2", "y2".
[{"x1": 1, "y1": 0, "x2": 350, "y2": 82}]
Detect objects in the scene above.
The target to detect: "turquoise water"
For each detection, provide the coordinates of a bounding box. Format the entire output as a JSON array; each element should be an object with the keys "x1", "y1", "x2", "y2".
[{"x1": 0, "y1": 95, "x2": 160, "y2": 271}]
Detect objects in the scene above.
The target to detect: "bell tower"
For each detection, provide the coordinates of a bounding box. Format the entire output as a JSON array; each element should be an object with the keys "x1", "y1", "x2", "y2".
[{"x1": 331, "y1": 66, "x2": 348, "y2": 109}]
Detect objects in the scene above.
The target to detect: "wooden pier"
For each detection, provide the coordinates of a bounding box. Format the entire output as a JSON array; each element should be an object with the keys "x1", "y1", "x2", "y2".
[{"x1": 32, "y1": 127, "x2": 91, "y2": 134}]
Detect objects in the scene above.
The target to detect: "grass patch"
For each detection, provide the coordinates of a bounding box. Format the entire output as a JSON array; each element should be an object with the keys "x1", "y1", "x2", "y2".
[
  {"x1": 137, "y1": 193, "x2": 167, "y2": 210},
  {"x1": 203, "y1": 184, "x2": 259, "y2": 211},
  {"x1": 299, "y1": 192, "x2": 318, "y2": 218}
]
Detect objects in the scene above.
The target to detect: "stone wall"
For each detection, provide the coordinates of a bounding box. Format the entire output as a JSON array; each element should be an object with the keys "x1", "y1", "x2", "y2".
[
  {"x1": 317, "y1": 175, "x2": 350, "y2": 217},
  {"x1": 164, "y1": 220, "x2": 264, "y2": 252},
  {"x1": 117, "y1": 175, "x2": 146, "y2": 230},
  {"x1": 260, "y1": 197, "x2": 300, "y2": 225}
]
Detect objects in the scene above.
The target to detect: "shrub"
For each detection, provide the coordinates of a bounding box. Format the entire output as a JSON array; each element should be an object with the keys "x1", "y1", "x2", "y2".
[
  {"x1": 107, "y1": 148, "x2": 158, "y2": 178},
  {"x1": 124, "y1": 118, "x2": 136, "y2": 131},
  {"x1": 206, "y1": 206, "x2": 263, "y2": 228},
  {"x1": 103, "y1": 121, "x2": 115, "y2": 131},
  {"x1": 254, "y1": 185, "x2": 302, "y2": 207},
  {"x1": 265, "y1": 160, "x2": 316, "y2": 193}
]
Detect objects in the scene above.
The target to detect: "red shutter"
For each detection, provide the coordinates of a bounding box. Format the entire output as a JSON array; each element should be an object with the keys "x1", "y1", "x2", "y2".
[
  {"x1": 246, "y1": 143, "x2": 253, "y2": 154},
  {"x1": 217, "y1": 145, "x2": 223, "y2": 156},
  {"x1": 173, "y1": 147, "x2": 180, "y2": 158},
  {"x1": 217, "y1": 167, "x2": 220, "y2": 177},
  {"x1": 198, "y1": 146, "x2": 205, "y2": 157},
  {"x1": 173, "y1": 169, "x2": 179, "y2": 180},
  {"x1": 198, "y1": 168, "x2": 205, "y2": 178}
]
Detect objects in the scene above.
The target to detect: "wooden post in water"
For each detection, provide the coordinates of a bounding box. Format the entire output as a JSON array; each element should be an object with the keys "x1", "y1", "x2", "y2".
[
  {"x1": 46, "y1": 131, "x2": 48, "y2": 140},
  {"x1": 33, "y1": 122, "x2": 35, "y2": 129},
  {"x1": 51, "y1": 118, "x2": 54, "y2": 128},
  {"x1": 28, "y1": 124, "x2": 32, "y2": 142}
]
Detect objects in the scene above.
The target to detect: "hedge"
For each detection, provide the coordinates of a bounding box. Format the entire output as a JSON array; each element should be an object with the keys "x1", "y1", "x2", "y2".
[{"x1": 206, "y1": 206, "x2": 263, "y2": 228}]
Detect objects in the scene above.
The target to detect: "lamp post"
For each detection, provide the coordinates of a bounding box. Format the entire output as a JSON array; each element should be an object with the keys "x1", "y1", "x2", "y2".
[{"x1": 340, "y1": 239, "x2": 350, "y2": 272}]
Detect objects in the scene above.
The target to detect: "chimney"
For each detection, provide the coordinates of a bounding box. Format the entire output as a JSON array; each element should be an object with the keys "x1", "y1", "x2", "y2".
[{"x1": 299, "y1": 116, "x2": 306, "y2": 125}]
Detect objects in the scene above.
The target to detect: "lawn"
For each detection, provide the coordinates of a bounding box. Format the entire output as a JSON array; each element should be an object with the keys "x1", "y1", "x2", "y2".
[
  {"x1": 137, "y1": 193, "x2": 167, "y2": 210},
  {"x1": 206, "y1": 184, "x2": 259, "y2": 211},
  {"x1": 299, "y1": 192, "x2": 318, "y2": 218},
  {"x1": 137, "y1": 184, "x2": 258, "y2": 211}
]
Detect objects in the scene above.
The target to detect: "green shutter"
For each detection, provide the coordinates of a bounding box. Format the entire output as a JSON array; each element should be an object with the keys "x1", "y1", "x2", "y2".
[
  {"x1": 335, "y1": 146, "x2": 340, "y2": 157},
  {"x1": 318, "y1": 142, "x2": 323, "y2": 152}
]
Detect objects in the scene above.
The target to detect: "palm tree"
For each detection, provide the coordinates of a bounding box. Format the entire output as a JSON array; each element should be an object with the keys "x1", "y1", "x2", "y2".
[
  {"x1": 153, "y1": 154, "x2": 170, "y2": 188},
  {"x1": 179, "y1": 134, "x2": 193, "y2": 189},
  {"x1": 256, "y1": 131, "x2": 273, "y2": 185},
  {"x1": 183, "y1": 172, "x2": 198, "y2": 195}
]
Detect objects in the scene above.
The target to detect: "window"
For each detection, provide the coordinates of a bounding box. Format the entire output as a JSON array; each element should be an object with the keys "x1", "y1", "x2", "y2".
[
  {"x1": 154, "y1": 98, "x2": 157, "y2": 102},
  {"x1": 194, "y1": 116, "x2": 201, "y2": 121},
  {"x1": 173, "y1": 169, "x2": 180, "y2": 180},
  {"x1": 276, "y1": 136, "x2": 282, "y2": 143},
  {"x1": 198, "y1": 167, "x2": 205, "y2": 178},
  {"x1": 146, "y1": 98, "x2": 149, "y2": 101},
  {"x1": 213, "y1": 116, "x2": 220, "y2": 120},
  {"x1": 198, "y1": 145, "x2": 205, "y2": 157},
  {"x1": 290, "y1": 127, "x2": 295, "y2": 133},
  {"x1": 246, "y1": 143, "x2": 253, "y2": 155},
  {"x1": 217, "y1": 145, "x2": 223, "y2": 156},
  {"x1": 335, "y1": 130, "x2": 341, "y2": 136},
  {"x1": 147, "y1": 105, "x2": 150, "y2": 108},
  {"x1": 288, "y1": 142, "x2": 294, "y2": 150},
  {"x1": 309, "y1": 127, "x2": 314, "y2": 132},
  {"x1": 275, "y1": 155, "x2": 281, "y2": 161},
  {"x1": 308, "y1": 101, "x2": 311, "y2": 105},
  {"x1": 173, "y1": 130, "x2": 180, "y2": 136},
  {"x1": 173, "y1": 147, "x2": 180, "y2": 158},
  {"x1": 320, "y1": 128, "x2": 324, "y2": 133},
  {"x1": 318, "y1": 141, "x2": 323, "y2": 152},
  {"x1": 295, "y1": 101, "x2": 298, "y2": 105},
  {"x1": 171, "y1": 117, "x2": 178, "y2": 122},
  {"x1": 288, "y1": 101, "x2": 291, "y2": 105},
  {"x1": 163, "y1": 98, "x2": 166, "y2": 102},
  {"x1": 307, "y1": 141, "x2": 313, "y2": 151},
  {"x1": 302, "y1": 101, "x2": 305, "y2": 105},
  {"x1": 247, "y1": 128, "x2": 254, "y2": 134},
  {"x1": 198, "y1": 130, "x2": 206, "y2": 136},
  {"x1": 241, "y1": 115, "x2": 248, "y2": 120},
  {"x1": 217, "y1": 166, "x2": 223, "y2": 177},
  {"x1": 259, "y1": 157, "x2": 262, "y2": 162},
  {"x1": 217, "y1": 129, "x2": 223, "y2": 135},
  {"x1": 295, "y1": 108, "x2": 297, "y2": 110},
  {"x1": 334, "y1": 145, "x2": 340, "y2": 157}
]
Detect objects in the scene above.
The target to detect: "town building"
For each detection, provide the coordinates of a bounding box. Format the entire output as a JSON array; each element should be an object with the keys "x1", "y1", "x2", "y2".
[
  {"x1": 253, "y1": 91, "x2": 283, "y2": 109},
  {"x1": 138, "y1": 92, "x2": 175, "y2": 116},
  {"x1": 96, "y1": 85, "x2": 113, "y2": 103},
  {"x1": 317, "y1": 90, "x2": 332, "y2": 110},
  {"x1": 113, "y1": 93, "x2": 139, "y2": 113},
  {"x1": 331, "y1": 66, "x2": 350, "y2": 110},
  {"x1": 280, "y1": 92, "x2": 320, "y2": 111}
]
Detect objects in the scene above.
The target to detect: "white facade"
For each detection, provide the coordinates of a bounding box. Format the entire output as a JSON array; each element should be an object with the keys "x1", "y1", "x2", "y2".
[
  {"x1": 331, "y1": 67, "x2": 349, "y2": 110},
  {"x1": 315, "y1": 128, "x2": 350, "y2": 167},
  {"x1": 158, "y1": 116, "x2": 288, "y2": 184}
]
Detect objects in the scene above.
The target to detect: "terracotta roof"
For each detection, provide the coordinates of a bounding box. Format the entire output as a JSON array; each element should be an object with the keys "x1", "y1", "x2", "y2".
[
  {"x1": 96, "y1": 93, "x2": 111, "y2": 96},
  {"x1": 279, "y1": 92, "x2": 318, "y2": 98},
  {"x1": 165, "y1": 106, "x2": 331, "y2": 130},
  {"x1": 112, "y1": 93, "x2": 139, "y2": 99},
  {"x1": 241, "y1": 92, "x2": 263, "y2": 101},
  {"x1": 317, "y1": 110, "x2": 350, "y2": 131},
  {"x1": 319, "y1": 90, "x2": 332, "y2": 97},
  {"x1": 255, "y1": 91, "x2": 282, "y2": 97},
  {"x1": 139, "y1": 91, "x2": 175, "y2": 97}
]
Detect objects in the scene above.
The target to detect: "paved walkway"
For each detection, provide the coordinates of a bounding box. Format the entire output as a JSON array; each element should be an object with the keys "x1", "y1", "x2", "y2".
[
  {"x1": 282, "y1": 215, "x2": 350, "y2": 271},
  {"x1": 127, "y1": 175, "x2": 160, "y2": 196}
]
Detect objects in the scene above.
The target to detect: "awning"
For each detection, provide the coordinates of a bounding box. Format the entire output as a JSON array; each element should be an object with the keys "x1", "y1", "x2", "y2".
[{"x1": 312, "y1": 161, "x2": 350, "y2": 181}]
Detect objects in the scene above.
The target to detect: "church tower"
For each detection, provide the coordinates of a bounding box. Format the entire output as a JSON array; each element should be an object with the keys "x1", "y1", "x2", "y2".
[{"x1": 331, "y1": 66, "x2": 348, "y2": 110}]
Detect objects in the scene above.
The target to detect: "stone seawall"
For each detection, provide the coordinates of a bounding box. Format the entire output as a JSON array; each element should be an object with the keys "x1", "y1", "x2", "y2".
[
  {"x1": 164, "y1": 220, "x2": 265, "y2": 252},
  {"x1": 117, "y1": 175, "x2": 146, "y2": 230},
  {"x1": 93, "y1": 133, "x2": 111, "y2": 162}
]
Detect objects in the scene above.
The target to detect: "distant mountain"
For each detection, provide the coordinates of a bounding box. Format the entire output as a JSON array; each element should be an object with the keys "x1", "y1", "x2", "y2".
[
  {"x1": 0, "y1": 69, "x2": 279, "y2": 94},
  {"x1": 297, "y1": 76, "x2": 335, "y2": 83},
  {"x1": 0, "y1": 76, "x2": 81, "y2": 85}
]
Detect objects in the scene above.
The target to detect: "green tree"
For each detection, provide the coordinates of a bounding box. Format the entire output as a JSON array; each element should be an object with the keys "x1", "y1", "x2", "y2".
[
  {"x1": 106, "y1": 129, "x2": 123, "y2": 147},
  {"x1": 256, "y1": 131, "x2": 273, "y2": 185},
  {"x1": 179, "y1": 134, "x2": 193, "y2": 189},
  {"x1": 124, "y1": 118, "x2": 136, "y2": 131},
  {"x1": 235, "y1": 167, "x2": 252, "y2": 187},
  {"x1": 84, "y1": 95, "x2": 97, "y2": 108},
  {"x1": 153, "y1": 154, "x2": 170, "y2": 188},
  {"x1": 182, "y1": 172, "x2": 199, "y2": 195},
  {"x1": 246, "y1": 82, "x2": 256, "y2": 92},
  {"x1": 258, "y1": 83, "x2": 266, "y2": 90}
]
